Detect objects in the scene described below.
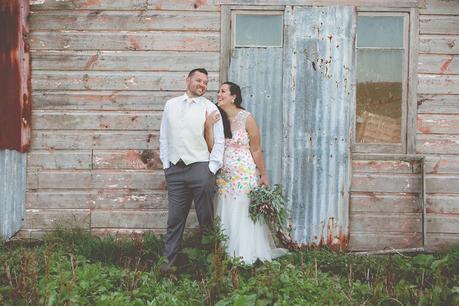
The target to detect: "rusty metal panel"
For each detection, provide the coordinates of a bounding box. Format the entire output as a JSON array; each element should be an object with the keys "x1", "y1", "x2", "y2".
[
  {"x1": 0, "y1": 0, "x2": 31, "y2": 152},
  {"x1": 0, "y1": 150, "x2": 26, "y2": 239},
  {"x1": 229, "y1": 48, "x2": 284, "y2": 184},
  {"x1": 282, "y1": 6, "x2": 355, "y2": 247}
]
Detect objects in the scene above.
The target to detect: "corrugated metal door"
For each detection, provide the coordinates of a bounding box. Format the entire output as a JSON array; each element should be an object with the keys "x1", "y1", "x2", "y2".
[
  {"x1": 229, "y1": 48, "x2": 284, "y2": 185},
  {"x1": 0, "y1": 0, "x2": 30, "y2": 239},
  {"x1": 229, "y1": 6, "x2": 355, "y2": 247},
  {"x1": 283, "y1": 6, "x2": 355, "y2": 247}
]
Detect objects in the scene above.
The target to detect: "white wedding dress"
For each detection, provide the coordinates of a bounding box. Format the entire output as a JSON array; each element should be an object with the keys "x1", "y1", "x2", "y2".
[{"x1": 215, "y1": 110, "x2": 286, "y2": 264}]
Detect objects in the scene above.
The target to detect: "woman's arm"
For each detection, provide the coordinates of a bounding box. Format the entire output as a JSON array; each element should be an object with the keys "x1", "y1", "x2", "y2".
[
  {"x1": 246, "y1": 115, "x2": 269, "y2": 186},
  {"x1": 204, "y1": 110, "x2": 220, "y2": 152}
]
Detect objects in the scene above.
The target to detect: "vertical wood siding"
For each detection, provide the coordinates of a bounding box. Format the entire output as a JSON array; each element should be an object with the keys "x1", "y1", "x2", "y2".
[{"x1": 22, "y1": 0, "x2": 219, "y2": 238}]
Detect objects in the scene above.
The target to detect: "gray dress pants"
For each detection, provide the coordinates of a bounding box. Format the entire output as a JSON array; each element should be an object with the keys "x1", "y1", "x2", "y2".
[{"x1": 163, "y1": 161, "x2": 215, "y2": 265}]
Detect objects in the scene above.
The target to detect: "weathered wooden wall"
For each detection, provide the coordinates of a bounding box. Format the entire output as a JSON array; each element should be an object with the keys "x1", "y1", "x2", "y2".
[
  {"x1": 20, "y1": 0, "x2": 459, "y2": 251},
  {"x1": 19, "y1": 0, "x2": 220, "y2": 238},
  {"x1": 350, "y1": 0, "x2": 459, "y2": 251}
]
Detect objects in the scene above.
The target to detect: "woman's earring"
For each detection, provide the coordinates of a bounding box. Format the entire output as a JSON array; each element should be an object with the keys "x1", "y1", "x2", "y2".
[{"x1": 232, "y1": 99, "x2": 235, "y2": 104}]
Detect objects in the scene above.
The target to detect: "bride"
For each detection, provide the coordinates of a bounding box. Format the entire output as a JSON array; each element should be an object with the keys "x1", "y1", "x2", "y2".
[{"x1": 205, "y1": 82, "x2": 286, "y2": 264}]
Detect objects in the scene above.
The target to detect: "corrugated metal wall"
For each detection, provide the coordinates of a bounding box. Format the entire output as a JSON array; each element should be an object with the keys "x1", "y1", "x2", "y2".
[
  {"x1": 0, "y1": 0, "x2": 30, "y2": 240},
  {"x1": 229, "y1": 48, "x2": 284, "y2": 185},
  {"x1": 0, "y1": 150, "x2": 26, "y2": 239},
  {"x1": 282, "y1": 6, "x2": 355, "y2": 246},
  {"x1": 229, "y1": 6, "x2": 355, "y2": 247}
]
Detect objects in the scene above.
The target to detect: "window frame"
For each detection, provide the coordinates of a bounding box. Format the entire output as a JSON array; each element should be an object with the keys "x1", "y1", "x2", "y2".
[
  {"x1": 220, "y1": 5, "x2": 285, "y2": 83},
  {"x1": 352, "y1": 7, "x2": 418, "y2": 154}
]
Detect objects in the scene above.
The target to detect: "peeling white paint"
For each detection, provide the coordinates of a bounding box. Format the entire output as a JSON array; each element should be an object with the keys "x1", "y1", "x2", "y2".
[{"x1": 30, "y1": 0, "x2": 45, "y2": 5}]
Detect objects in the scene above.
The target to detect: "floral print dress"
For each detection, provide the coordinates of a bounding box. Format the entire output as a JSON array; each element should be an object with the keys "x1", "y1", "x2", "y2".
[{"x1": 215, "y1": 110, "x2": 283, "y2": 264}]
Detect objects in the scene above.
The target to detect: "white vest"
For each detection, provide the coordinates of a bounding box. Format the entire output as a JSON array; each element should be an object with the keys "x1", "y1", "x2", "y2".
[{"x1": 166, "y1": 100, "x2": 209, "y2": 165}]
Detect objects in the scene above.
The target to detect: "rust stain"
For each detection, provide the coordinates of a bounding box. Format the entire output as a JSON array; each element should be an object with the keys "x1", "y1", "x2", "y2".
[
  {"x1": 439, "y1": 57, "x2": 453, "y2": 74},
  {"x1": 194, "y1": 0, "x2": 207, "y2": 9},
  {"x1": 128, "y1": 35, "x2": 141, "y2": 50},
  {"x1": 416, "y1": 117, "x2": 432, "y2": 134},
  {"x1": 78, "y1": 0, "x2": 103, "y2": 9},
  {"x1": 140, "y1": 149, "x2": 161, "y2": 169},
  {"x1": 0, "y1": 0, "x2": 31, "y2": 152},
  {"x1": 84, "y1": 52, "x2": 99, "y2": 70}
]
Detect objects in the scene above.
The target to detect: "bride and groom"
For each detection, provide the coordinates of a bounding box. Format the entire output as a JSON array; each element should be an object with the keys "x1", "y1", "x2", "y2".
[{"x1": 159, "y1": 68, "x2": 285, "y2": 270}]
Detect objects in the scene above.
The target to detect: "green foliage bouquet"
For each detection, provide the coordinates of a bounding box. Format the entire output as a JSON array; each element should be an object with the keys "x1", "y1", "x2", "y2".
[{"x1": 248, "y1": 184, "x2": 288, "y2": 233}]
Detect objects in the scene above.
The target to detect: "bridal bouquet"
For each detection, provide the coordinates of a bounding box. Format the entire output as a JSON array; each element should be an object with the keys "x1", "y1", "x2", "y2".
[{"x1": 248, "y1": 184, "x2": 288, "y2": 233}]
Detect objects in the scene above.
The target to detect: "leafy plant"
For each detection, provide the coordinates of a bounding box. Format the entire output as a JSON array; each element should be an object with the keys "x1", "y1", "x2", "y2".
[{"x1": 248, "y1": 184, "x2": 288, "y2": 233}]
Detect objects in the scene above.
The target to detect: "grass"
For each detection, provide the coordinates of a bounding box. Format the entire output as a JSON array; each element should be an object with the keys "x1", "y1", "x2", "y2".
[{"x1": 1, "y1": 227, "x2": 458, "y2": 305}]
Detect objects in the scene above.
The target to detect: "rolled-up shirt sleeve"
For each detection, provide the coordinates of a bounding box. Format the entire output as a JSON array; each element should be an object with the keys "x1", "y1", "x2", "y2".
[
  {"x1": 159, "y1": 102, "x2": 170, "y2": 169},
  {"x1": 207, "y1": 103, "x2": 224, "y2": 174}
]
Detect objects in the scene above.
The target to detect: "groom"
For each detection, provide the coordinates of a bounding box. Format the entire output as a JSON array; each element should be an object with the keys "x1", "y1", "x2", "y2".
[{"x1": 159, "y1": 68, "x2": 224, "y2": 270}]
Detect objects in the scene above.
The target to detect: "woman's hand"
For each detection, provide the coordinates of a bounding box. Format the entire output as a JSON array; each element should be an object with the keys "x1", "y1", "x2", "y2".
[
  {"x1": 259, "y1": 173, "x2": 269, "y2": 186},
  {"x1": 206, "y1": 110, "x2": 221, "y2": 128}
]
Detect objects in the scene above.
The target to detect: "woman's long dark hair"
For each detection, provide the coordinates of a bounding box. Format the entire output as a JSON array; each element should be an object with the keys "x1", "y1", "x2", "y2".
[{"x1": 218, "y1": 82, "x2": 244, "y2": 139}]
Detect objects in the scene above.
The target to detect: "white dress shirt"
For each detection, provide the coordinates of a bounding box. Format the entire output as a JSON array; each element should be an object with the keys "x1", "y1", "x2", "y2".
[{"x1": 159, "y1": 93, "x2": 224, "y2": 174}]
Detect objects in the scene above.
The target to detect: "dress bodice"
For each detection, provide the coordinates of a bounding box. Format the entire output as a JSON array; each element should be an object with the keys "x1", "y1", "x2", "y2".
[{"x1": 216, "y1": 110, "x2": 258, "y2": 198}]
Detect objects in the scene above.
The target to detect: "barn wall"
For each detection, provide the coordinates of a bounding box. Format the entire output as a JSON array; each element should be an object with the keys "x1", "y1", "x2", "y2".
[
  {"x1": 19, "y1": 0, "x2": 220, "y2": 238},
  {"x1": 350, "y1": 0, "x2": 459, "y2": 251}
]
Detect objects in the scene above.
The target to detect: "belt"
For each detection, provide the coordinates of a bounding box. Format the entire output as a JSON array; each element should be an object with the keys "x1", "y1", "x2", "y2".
[{"x1": 171, "y1": 159, "x2": 186, "y2": 168}]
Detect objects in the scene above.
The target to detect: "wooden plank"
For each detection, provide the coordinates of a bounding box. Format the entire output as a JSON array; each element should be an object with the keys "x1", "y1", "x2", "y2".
[
  {"x1": 425, "y1": 174, "x2": 459, "y2": 193},
  {"x1": 30, "y1": 31, "x2": 220, "y2": 51},
  {"x1": 37, "y1": 170, "x2": 165, "y2": 189},
  {"x1": 27, "y1": 168, "x2": 39, "y2": 189},
  {"x1": 31, "y1": 130, "x2": 159, "y2": 150},
  {"x1": 30, "y1": 10, "x2": 220, "y2": 31},
  {"x1": 407, "y1": 7, "x2": 419, "y2": 154},
  {"x1": 420, "y1": 0, "x2": 459, "y2": 15},
  {"x1": 427, "y1": 214, "x2": 459, "y2": 233},
  {"x1": 427, "y1": 194, "x2": 459, "y2": 214},
  {"x1": 32, "y1": 111, "x2": 162, "y2": 130},
  {"x1": 426, "y1": 233, "x2": 459, "y2": 250},
  {"x1": 32, "y1": 50, "x2": 220, "y2": 71},
  {"x1": 91, "y1": 210, "x2": 198, "y2": 229},
  {"x1": 28, "y1": 150, "x2": 92, "y2": 169},
  {"x1": 93, "y1": 149, "x2": 162, "y2": 170},
  {"x1": 417, "y1": 134, "x2": 459, "y2": 154},
  {"x1": 91, "y1": 190, "x2": 166, "y2": 209},
  {"x1": 350, "y1": 192, "x2": 420, "y2": 213},
  {"x1": 30, "y1": 0, "x2": 219, "y2": 11},
  {"x1": 217, "y1": 0, "x2": 421, "y2": 7},
  {"x1": 32, "y1": 91, "x2": 177, "y2": 111},
  {"x1": 350, "y1": 212, "x2": 422, "y2": 233},
  {"x1": 26, "y1": 190, "x2": 93, "y2": 209},
  {"x1": 26, "y1": 190, "x2": 167, "y2": 209},
  {"x1": 352, "y1": 160, "x2": 414, "y2": 173},
  {"x1": 91, "y1": 228, "x2": 166, "y2": 237},
  {"x1": 419, "y1": 35, "x2": 459, "y2": 54},
  {"x1": 351, "y1": 173, "x2": 421, "y2": 193},
  {"x1": 420, "y1": 15, "x2": 459, "y2": 35},
  {"x1": 417, "y1": 114, "x2": 459, "y2": 134},
  {"x1": 418, "y1": 74, "x2": 459, "y2": 94},
  {"x1": 418, "y1": 54, "x2": 459, "y2": 75},
  {"x1": 32, "y1": 71, "x2": 219, "y2": 91},
  {"x1": 417, "y1": 94, "x2": 459, "y2": 114},
  {"x1": 23, "y1": 209, "x2": 90, "y2": 229},
  {"x1": 424, "y1": 155, "x2": 459, "y2": 174},
  {"x1": 349, "y1": 232, "x2": 422, "y2": 251}
]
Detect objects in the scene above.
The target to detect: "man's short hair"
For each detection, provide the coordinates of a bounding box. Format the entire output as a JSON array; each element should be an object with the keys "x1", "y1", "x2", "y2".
[{"x1": 188, "y1": 68, "x2": 208, "y2": 78}]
